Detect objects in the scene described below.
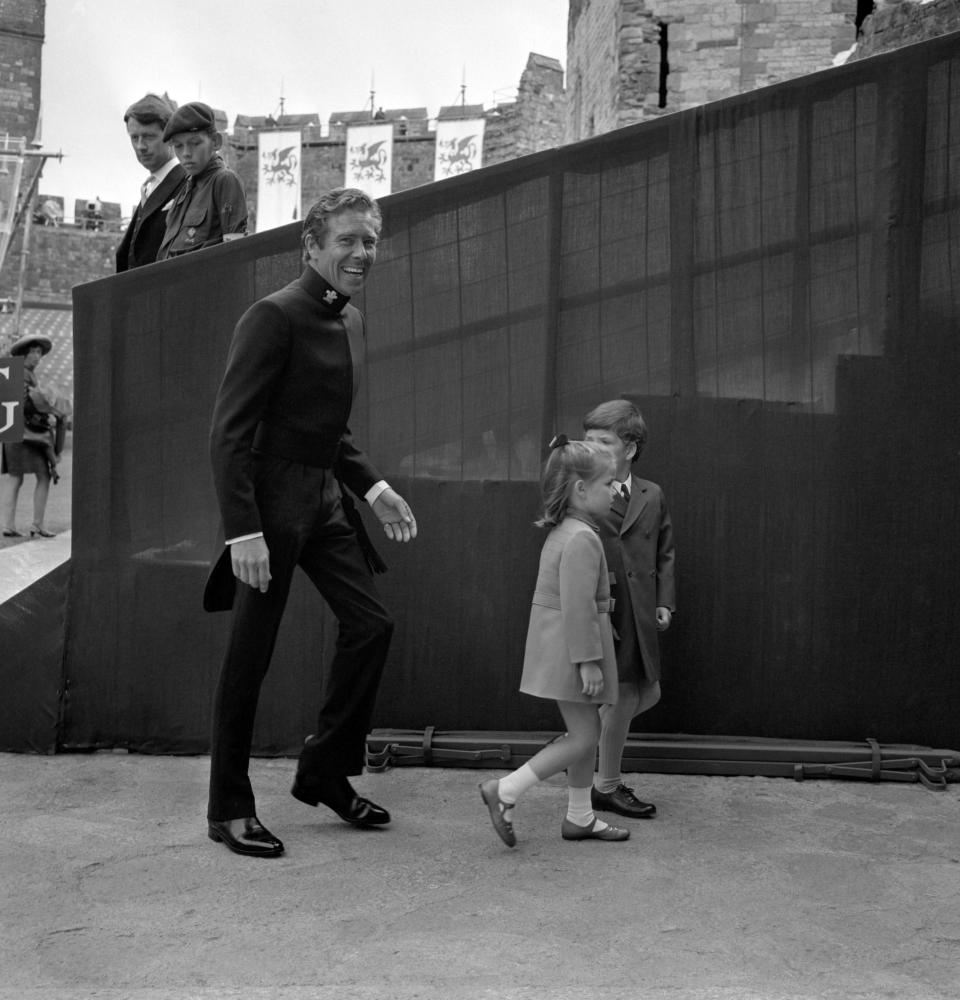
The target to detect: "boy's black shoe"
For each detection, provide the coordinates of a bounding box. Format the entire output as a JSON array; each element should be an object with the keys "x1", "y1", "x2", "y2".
[{"x1": 591, "y1": 783, "x2": 657, "y2": 818}]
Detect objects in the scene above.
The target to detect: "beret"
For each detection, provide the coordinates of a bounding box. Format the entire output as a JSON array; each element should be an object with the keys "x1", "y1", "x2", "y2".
[{"x1": 162, "y1": 102, "x2": 217, "y2": 141}]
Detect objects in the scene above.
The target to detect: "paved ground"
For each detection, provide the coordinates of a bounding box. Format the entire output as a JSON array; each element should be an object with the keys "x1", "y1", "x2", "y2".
[{"x1": 2, "y1": 752, "x2": 958, "y2": 1000}]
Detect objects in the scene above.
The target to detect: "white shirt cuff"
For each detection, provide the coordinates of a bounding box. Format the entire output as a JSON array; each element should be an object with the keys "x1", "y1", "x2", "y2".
[
  {"x1": 226, "y1": 482, "x2": 390, "y2": 541},
  {"x1": 365, "y1": 480, "x2": 390, "y2": 505}
]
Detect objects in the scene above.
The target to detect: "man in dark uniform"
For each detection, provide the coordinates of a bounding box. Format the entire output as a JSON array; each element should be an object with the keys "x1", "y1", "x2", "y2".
[
  {"x1": 116, "y1": 94, "x2": 186, "y2": 271},
  {"x1": 204, "y1": 188, "x2": 417, "y2": 858}
]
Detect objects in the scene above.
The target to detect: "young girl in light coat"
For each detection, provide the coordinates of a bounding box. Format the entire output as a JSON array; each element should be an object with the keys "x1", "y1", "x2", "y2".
[{"x1": 479, "y1": 435, "x2": 629, "y2": 847}]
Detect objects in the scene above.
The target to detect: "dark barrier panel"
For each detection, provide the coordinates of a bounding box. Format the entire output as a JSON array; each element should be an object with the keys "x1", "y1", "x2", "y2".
[
  {"x1": 0, "y1": 562, "x2": 69, "y2": 753},
  {"x1": 61, "y1": 33, "x2": 960, "y2": 753}
]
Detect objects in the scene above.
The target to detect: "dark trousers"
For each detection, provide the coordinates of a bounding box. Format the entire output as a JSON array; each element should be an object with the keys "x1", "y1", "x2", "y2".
[{"x1": 207, "y1": 461, "x2": 393, "y2": 821}]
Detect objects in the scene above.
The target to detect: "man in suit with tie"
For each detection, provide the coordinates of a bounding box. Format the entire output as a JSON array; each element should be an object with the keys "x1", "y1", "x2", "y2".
[
  {"x1": 203, "y1": 188, "x2": 417, "y2": 858},
  {"x1": 116, "y1": 94, "x2": 186, "y2": 271},
  {"x1": 584, "y1": 399, "x2": 676, "y2": 819}
]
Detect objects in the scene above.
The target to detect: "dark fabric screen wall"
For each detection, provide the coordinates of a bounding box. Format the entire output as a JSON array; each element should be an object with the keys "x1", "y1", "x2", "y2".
[{"x1": 62, "y1": 33, "x2": 960, "y2": 754}]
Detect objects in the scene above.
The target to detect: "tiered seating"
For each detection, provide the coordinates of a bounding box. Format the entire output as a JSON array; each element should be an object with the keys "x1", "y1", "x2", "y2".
[{"x1": 0, "y1": 309, "x2": 74, "y2": 404}]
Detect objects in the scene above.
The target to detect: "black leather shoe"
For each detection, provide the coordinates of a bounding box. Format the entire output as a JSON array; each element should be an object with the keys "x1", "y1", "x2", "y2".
[
  {"x1": 291, "y1": 774, "x2": 390, "y2": 827},
  {"x1": 207, "y1": 817, "x2": 284, "y2": 857},
  {"x1": 591, "y1": 783, "x2": 657, "y2": 819}
]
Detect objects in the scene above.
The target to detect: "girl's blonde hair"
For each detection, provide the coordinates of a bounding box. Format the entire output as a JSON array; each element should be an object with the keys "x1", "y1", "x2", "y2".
[{"x1": 536, "y1": 437, "x2": 612, "y2": 528}]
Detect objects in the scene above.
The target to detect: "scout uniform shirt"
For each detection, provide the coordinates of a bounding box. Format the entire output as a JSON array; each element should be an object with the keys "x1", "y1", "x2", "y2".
[{"x1": 157, "y1": 153, "x2": 247, "y2": 259}]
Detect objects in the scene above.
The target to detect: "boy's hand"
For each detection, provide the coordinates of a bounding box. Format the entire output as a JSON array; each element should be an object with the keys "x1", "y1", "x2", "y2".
[
  {"x1": 578, "y1": 661, "x2": 604, "y2": 697},
  {"x1": 656, "y1": 607, "x2": 672, "y2": 632}
]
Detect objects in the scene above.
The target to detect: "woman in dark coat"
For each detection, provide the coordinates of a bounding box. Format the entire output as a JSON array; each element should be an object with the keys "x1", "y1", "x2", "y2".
[{"x1": 1, "y1": 334, "x2": 59, "y2": 538}]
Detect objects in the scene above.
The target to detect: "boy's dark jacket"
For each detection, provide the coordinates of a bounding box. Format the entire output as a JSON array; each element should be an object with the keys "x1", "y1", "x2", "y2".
[
  {"x1": 597, "y1": 475, "x2": 676, "y2": 683},
  {"x1": 157, "y1": 154, "x2": 247, "y2": 259}
]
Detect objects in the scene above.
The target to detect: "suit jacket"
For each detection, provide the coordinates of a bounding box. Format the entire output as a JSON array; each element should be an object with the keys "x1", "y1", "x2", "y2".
[
  {"x1": 115, "y1": 163, "x2": 186, "y2": 271},
  {"x1": 204, "y1": 266, "x2": 381, "y2": 611},
  {"x1": 519, "y1": 514, "x2": 618, "y2": 705},
  {"x1": 598, "y1": 474, "x2": 676, "y2": 684}
]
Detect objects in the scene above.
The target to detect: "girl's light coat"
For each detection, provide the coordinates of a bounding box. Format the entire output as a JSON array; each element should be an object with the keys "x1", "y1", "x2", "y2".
[{"x1": 519, "y1": 514, "x2": 619, "y2": 705}]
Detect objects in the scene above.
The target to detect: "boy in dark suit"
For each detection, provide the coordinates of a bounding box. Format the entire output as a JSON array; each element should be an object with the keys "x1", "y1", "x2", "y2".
[
  {"x1": 116, "y1": 94, "x2": 186, "y2": 271},
  {"x1": 584, "y1": 399, "x2": 676, "y2": 818}
]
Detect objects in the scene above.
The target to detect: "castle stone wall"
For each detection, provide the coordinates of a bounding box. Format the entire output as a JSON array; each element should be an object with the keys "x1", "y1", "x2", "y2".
[
  {"x1": 852, "y1": 0, "x2": 960, "y2": 60},
  {"x1": 0, "y1": 226, "x2": 116, "y2": 306},
  {"x1": 567, "y1": 0, "x2": 858, "y2": 139},
  {"x1": 0, "y1": 0, "x2": 44, "y2": 142}
]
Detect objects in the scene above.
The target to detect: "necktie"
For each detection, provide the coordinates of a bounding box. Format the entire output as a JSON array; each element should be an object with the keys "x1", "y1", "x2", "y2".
[
  {"x1": 140, "y1": 175, "x2": 154, "y2": 206},
  {"x1": 620, "y1": 483, "x2": 630, "y2": 503}
]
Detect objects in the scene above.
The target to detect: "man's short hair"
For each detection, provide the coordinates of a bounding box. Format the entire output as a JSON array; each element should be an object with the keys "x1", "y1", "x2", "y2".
[
  {"x1": 124, "y1": 93, "x2": 177, "y2": 128},
  {"x1": 583, "y1": 398, "x2": 648, "y2": 461},
  {"x1": 301, "y1": 189, "x2": 382, "y2": 255}
]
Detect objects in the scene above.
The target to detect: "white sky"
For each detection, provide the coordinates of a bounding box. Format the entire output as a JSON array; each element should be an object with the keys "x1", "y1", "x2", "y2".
[{"x1": 38, "y1": 0, "x2": 569, "y2": 219}]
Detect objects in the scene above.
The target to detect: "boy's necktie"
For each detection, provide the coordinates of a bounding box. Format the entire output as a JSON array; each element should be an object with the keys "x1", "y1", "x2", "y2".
[{"x1": 612, "y1": 483, "x2": 629, "y2": 520}]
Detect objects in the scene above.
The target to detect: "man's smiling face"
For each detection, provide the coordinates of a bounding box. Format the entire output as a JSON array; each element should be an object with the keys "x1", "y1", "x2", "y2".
[{"x1": 305, "y1": 209, "x2": 379, "y2": 295}]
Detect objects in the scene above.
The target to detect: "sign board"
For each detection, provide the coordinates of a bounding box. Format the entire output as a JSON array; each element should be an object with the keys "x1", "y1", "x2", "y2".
[{"x1": 0, "y1": 355, "x2": 24, "y2": 443}]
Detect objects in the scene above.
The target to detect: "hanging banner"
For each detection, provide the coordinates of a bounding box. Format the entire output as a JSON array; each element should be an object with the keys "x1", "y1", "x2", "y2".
[
  {"x1": 0, "y1": 136, "x2": 25, "y2": 269},
  {"x1": 345, "y1": 124, "x2": 393, "y2": 199},
  {"x1": 256, "y1": 130, "x2": 302, "y2": 232},
  {"x1": 434, "y1": 119, "x2": 485, "y2": 181}
]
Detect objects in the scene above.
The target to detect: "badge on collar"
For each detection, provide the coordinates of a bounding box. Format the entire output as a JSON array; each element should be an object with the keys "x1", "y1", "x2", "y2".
[{"x1": 323, "y1": 290, "x2": 338, "y2": 305}]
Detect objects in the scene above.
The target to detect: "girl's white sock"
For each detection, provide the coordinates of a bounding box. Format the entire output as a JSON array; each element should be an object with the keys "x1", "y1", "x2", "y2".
[
  {"x1": 566, "y1": 784, "x2": 608, "y2": 830},
  {"x1": 498, "y1": 762, "x2": 539, "y2": 804}
]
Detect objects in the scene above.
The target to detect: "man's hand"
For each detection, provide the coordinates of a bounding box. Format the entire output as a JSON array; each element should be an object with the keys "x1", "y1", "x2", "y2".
[
  {"x1": 230, "y1": 537, "x2": 271, "y2": 593},
  {"x1": 656, "y1": 606, "x2": 672, "y2": 632},
  {"x1": 372, "y1": 488, "x2": 417, "y2": 543}
]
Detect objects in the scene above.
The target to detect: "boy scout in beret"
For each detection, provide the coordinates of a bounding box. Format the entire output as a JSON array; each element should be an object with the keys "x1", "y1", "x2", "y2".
[{"x1": 157, "y1": 101, "x2": 247, "y2": 260}]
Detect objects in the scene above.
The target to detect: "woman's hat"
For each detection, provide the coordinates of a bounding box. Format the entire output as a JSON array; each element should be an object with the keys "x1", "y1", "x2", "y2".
[{"x1": 9, "y1": 334, "x2": 52, "y2": 356}]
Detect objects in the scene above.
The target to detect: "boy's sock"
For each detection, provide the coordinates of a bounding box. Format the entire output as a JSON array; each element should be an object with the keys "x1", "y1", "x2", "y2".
[
  {"x1": 566, "y1": 785, "x2": 608, "y2": 831},
  {"x1": 498, "y1": 763, "x2": 539, "y2": 807},
  {"x1": 596, "y1": 688, "x2": 639, "y2": 794}
]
